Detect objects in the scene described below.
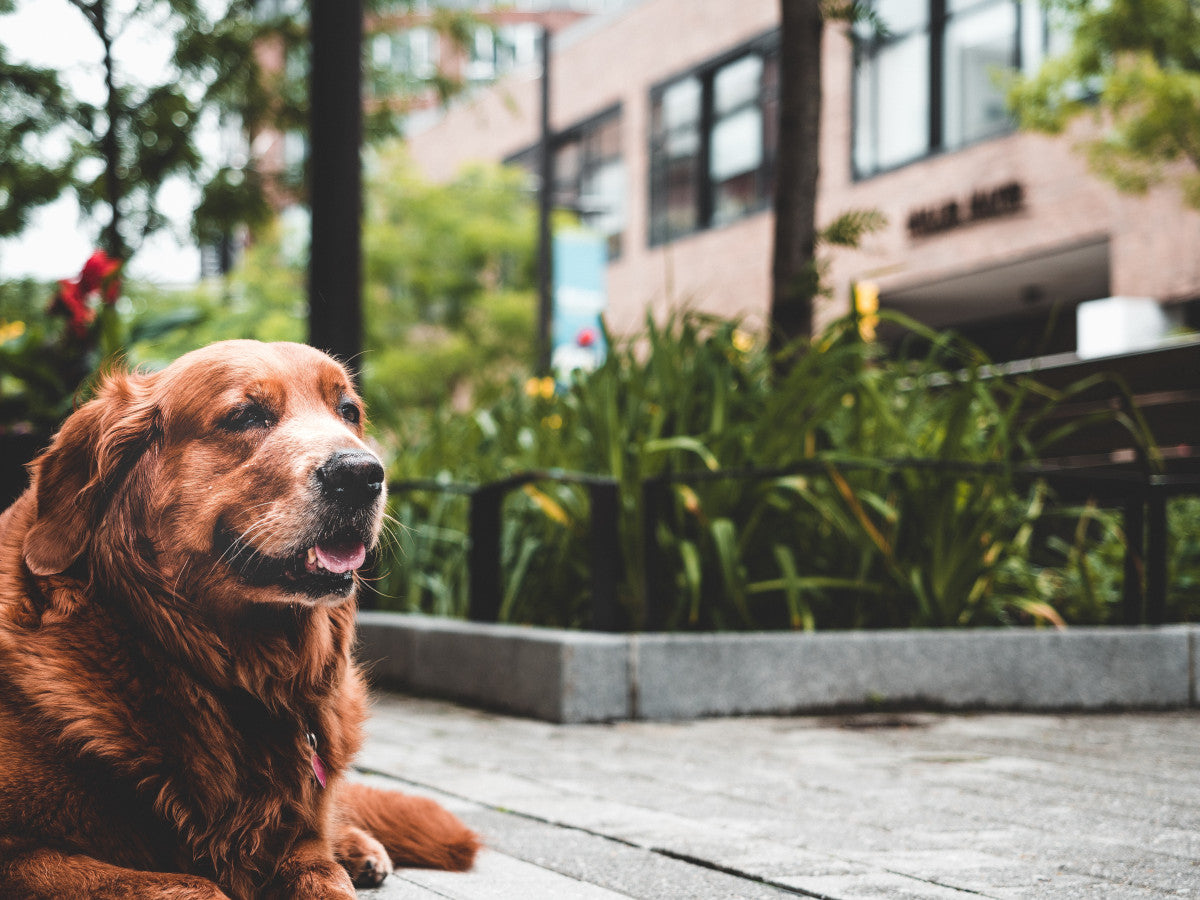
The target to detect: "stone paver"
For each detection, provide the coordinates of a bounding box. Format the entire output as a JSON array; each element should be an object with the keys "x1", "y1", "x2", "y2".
[{"x1": 355, "y1": 695, "x2": 1200, "y2": 899}]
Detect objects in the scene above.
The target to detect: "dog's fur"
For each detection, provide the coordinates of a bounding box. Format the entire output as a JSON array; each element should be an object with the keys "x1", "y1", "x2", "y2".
[{"x1": 0, "y1": 340, "x2": 478, "y2": 899}]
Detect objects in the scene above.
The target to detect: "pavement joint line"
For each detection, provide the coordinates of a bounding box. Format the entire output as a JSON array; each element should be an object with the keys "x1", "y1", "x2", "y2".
[
  {"x1": 355, "y1": 763, "x2": 1020, "y2": 899},
  {"x1": 647, "y1": 847, "x2": 837, "y2": 899},
  {"x1": 353, "y1": 765, "x2": 845, "y2": 898}
]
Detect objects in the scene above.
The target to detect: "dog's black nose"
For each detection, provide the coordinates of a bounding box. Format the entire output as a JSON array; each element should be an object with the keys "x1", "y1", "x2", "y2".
[{"x1": 316, "y1": 450, "x2": 384, "y2": 507}]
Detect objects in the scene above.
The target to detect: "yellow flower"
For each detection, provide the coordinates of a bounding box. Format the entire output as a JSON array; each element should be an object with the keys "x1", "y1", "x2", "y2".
[
  {"x1": 524, "y1": 376, "x2": 558, "y2": 400},
  {"x1": 542, "y1": 413, "x2": 563, "y2": 430},
  {"x1": 731, "y1": 328, "x2": 755, "y2": 354},
  {"x1": 0, "y1": 320, "x2": 25, "y2": 344}
]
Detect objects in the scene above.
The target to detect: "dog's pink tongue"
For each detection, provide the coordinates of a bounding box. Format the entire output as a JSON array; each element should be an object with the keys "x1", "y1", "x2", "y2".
[{"x1": 314, "y1": 539, "x2": 366, "y2": 574}]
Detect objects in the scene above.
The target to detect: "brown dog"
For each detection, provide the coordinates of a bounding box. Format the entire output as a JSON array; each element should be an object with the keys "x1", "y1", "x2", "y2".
[{"x1": 0, "y1": 340, "x2": 478, "y2": 899}]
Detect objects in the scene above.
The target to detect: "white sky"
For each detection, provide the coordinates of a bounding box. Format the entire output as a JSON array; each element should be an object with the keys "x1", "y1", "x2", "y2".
[{"x1": 0, "y1": 0, "x2": 205, "y2": 284}]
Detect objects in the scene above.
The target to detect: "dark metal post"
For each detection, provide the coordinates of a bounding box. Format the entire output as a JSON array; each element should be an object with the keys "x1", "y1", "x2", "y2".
[
  {"x1": 641, "y1": 477, "x2": 663, "y2": 631},
  {"x1": 1122, "y1": 492, "x2": 1145, "y2": 624},
  {"x1": 588, "y1": 480, "x2": 621, "y2": 631},
  {"x1": 536, "y1": 26, "x2": 554, "y2": 375},
  {"x1": 468, "y1": 485, "x2": 504, "y2": 622},
  {"x1": 1146, "y1": 481, "x2": 1168, "y2": 624},
  {"x1": 309, "y1": 0, "x2": 364, "y2": 376}
]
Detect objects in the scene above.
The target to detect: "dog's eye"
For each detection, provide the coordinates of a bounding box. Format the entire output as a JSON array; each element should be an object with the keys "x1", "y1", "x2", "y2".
[
  {"x1": 221, "y1": 403, "x2": 275, "y2": 432},
  {"x1": 338, "y1": 400, "x2": 362, "y2": 426}
]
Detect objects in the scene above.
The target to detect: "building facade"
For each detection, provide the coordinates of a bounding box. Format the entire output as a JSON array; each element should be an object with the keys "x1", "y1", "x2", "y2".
[{"x1": 403, "y1": 0, "x2": 1200, "y2": 360}]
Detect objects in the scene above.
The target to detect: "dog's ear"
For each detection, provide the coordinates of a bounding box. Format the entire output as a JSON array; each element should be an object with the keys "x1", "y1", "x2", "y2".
[{"x1": 23, "y1": 371, "x2": 161, "y2": 576}]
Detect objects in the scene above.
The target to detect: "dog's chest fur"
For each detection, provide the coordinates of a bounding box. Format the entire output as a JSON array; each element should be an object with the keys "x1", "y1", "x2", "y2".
[{"x1": 0, "y1": 575, "x2": 358, "y2": 891}]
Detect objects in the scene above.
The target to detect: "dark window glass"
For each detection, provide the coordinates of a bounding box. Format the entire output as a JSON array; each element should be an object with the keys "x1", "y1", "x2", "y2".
[
  {"x1": 505, "y1": 108, "x2": 626, "y2": 259},
  {"x1": 853, "y1": 0, "x2": 1050, "y2": 178},
  {"x1": 649, "y1": 76, "x2": 702, "y2": 244},
  {"x1": 649, "y1": 34, "x2": 779, "y2": 246}
]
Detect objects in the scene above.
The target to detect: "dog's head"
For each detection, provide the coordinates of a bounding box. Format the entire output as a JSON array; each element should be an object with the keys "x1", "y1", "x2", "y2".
[{"x1": 22, "y1": 340, "x2": 385, "y2": 609}]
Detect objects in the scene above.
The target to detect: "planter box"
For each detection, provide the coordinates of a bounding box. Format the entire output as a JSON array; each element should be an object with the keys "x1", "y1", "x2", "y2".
[{"x1": 356, "y1": 611, "x2": 1198, "y2": 723}]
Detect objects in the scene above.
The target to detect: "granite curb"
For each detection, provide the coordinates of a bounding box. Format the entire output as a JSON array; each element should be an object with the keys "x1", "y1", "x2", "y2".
[{"x1": 356, "y1": 611, "x2": 1197, "y2": 723}]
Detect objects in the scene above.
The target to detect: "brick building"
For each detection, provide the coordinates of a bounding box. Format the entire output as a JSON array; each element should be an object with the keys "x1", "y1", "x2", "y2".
[{"x1": 402, "y1": 0, "x2": 1200, "y2": 361}]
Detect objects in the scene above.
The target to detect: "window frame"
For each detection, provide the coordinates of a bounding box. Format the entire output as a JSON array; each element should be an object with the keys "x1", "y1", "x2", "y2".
[
  {"x1": 647, "y1": 29, "x2": 780, "y2": 248},
  {"x1": 852, "y1": 0, "x2": 1048, "y2": 181},
  {"x1": 554, "y1": 105, "x2": 626, "y2": 259},
  {"x1": 505, "y1": 104, "x2": 627, "y2": 260}
]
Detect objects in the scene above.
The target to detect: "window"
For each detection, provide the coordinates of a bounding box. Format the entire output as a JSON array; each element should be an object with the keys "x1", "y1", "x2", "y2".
[
  {"x1": 462, "y1": 24, "x2": 541, "y2": 82},
  {"x1": 507, "y1": 107, "x2": 627, "y2": 260},
  {"x1": 498, "y1": 23, "x2": 543, "y2": 73},
  {"x1": 649, "y1": 76, "x2": 702, "y2": 243},
  {"x1": 854, "y1": 0, "x2": 1053, "y2": 177},
  {"x1": 555, "y1": 109, "x2": 626, "y2": 259},
  {"x1": 648, "y1": 34, "x2": 779, "y2": 246},
  {"x1": 370, "y1": 27, "x2": 438, "y2": 86},
  {"x1": 466, "y1": 26, "x2": 499, "y2": 81}
]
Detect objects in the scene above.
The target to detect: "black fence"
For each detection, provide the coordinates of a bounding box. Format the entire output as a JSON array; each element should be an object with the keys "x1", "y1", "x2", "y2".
[{"x1": 389, "y1": 459, "x2": 1196, "y2": 632}]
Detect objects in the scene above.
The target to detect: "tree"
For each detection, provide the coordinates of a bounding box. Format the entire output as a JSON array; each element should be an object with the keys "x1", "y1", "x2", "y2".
[
  {"x1": 769, "y1": 0, "x2": 824, "y2": 351},
  {"x1": 0, "y1": 0, "x2": 282, "y2": 264},
  {"x1": 360, "y1": 148, "x2": 537, "y2": 413},
  {"x1": 0, "y1": 41, "x2": 72, "y2": 241},
  {"x1": 770, "y1": 1, "x2": 887, "y2": 352},
  {"x1": 0, "y1": 0, "x2": 474, "y2": 271},
  {"x1": 117, "y1": 151, "x2": 536, "y2": 420},
  {"x1": 1008, "y1": 0, "x2": 1200, "y2": 209}
]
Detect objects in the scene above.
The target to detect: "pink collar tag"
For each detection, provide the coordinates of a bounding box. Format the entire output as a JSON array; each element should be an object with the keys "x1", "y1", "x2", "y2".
[
  {"x1": 307, "y1": 731, "x2": 328, "y2": 788},
  {"x1": 311, "y1": 751, "x2": 328, "y2": 789}
]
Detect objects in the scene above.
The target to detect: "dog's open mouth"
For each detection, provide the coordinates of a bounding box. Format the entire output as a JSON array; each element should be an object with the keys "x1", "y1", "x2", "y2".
[
  {"x1": 217, "y1": 528, "x2": 370, "y2": 598},
  {"x1": 304, "y1": 537, "x2": 367, "y2": 577}
]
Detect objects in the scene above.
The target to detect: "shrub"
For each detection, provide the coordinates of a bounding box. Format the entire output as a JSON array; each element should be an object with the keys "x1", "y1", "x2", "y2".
[{"x1": 374, "y1": 310, "x2": 1133, "y2": 630}]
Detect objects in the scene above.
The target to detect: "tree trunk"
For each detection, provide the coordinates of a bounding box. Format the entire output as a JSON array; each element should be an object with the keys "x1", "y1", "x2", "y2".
[
  {"x1": 95, "y1": 0, "x2": 125, "y2": 259},
  {"x1": 770, "y1": 0, "x2": 824, "y2": 352}
]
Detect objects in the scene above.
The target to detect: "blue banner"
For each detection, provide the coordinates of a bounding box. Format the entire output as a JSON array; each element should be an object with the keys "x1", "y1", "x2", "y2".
[{"x1": 551, "y1": 229, "x2": 607, "y2": 379}]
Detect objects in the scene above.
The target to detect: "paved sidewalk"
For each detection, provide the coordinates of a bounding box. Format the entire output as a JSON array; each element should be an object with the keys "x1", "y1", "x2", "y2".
[{"x1": 354, "y1": 694, "x2": 1200, "y2": 899}]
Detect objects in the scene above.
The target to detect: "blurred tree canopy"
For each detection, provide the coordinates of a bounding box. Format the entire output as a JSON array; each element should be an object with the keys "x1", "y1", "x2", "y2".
[
  {"x1": 1008, "y1": 0, "x2": 1200, "y2": 209},
  {"x1": 361, "y1": 147, "x2": 537, "y2": 417},
  {"x1": 0, "y1": 0, "x2": 473, "y2": 266},
  {"x1": 118, "y1": 149, "x2": 536, "y2": 424}
]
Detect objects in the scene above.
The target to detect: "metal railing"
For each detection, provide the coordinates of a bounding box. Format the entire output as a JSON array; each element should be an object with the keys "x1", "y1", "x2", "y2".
[
  {"x1": 389, "y1": 458, "x2": 1196, "y2": 631},
  {"x1": 390, "y1": 471, "x2": 621, "y2": 630}
]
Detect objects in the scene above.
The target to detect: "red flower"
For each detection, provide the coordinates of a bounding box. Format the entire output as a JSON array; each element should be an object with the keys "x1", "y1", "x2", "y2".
[
  {"x1": 47, "y1": 250, "x2": 122, "y2": 339},
  {"x1": 576, "y1": 327, "x2": 597, "y2": 348},
  {"x1": 50, "y1": 279, "x2": 94, "y2": 339},
  {"x1": 77, "y1": 250, "x2": 122, "y2": 304}
]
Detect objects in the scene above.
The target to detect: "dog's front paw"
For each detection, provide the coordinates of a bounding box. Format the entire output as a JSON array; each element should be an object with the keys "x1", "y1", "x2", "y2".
[
  {"x1": 336, "y1": 825, "x2": 394, "y2": 888},
  {"x1": 270, "y1": 857, "x2": 357, "y2": 900}
]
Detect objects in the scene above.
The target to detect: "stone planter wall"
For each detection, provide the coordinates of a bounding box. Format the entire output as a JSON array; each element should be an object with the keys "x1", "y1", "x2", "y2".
[{"x1": 356, "y1": 611, "x2": 1197, "y2": 723}]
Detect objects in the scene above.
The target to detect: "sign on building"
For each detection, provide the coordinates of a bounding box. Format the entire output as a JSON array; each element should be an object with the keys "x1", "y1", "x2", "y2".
[{"x1": 551, "y1": 228, "x2": 608, "y2": 379}]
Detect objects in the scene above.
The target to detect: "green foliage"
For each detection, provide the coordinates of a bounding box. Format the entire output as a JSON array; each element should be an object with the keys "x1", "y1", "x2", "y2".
[
  {"x1": 0, "y1": 252, "x2": 206, "y2": 429},
  {"x1": 375, "y1": 310, "x2": 1138, "y2": 631},
  {"x1": 0, "y1": 46, "x2": 72, "y2": 240},
  {"x1": 0, "y1": 0, "x2": 481, "y2": 266},
  {"x1": 123, "y1": 226, "x2": 306, "y2": 370},
  {"x1": 1007, "y1": 0, "x2": 1200, "y2": 208},
  {"x1": 360, "y1": 148, "x2": 536, "y2": 425},
  {"x1": 0, "y1": 278, "x2": 111, "y2": 427},
  {"x1": 118, "y1": 152, "x2": 536, "y2": 431},
  {"x1": 1167, "y1": 496, "x2": 1200, "y2": 620}
]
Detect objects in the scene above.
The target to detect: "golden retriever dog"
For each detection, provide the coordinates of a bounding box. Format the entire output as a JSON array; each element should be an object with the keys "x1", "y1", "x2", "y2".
[{"x1": 0, "y1": 340, "x2": 478, "y2": 899}]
